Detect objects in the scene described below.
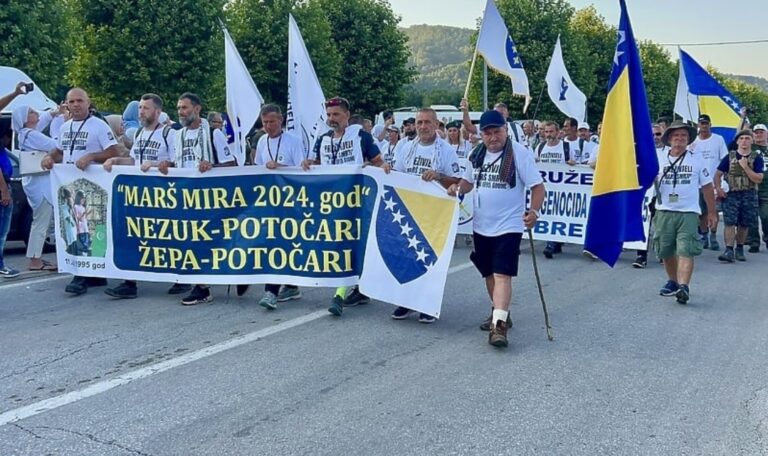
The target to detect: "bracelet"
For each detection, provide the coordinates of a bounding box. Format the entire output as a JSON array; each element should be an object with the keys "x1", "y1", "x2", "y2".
[{"x1": 530, "y1": 209, "x2": 540, "y2": 218}]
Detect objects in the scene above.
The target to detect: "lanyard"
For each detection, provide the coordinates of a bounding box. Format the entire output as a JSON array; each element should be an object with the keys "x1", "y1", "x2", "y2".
[
  {"x1": 476, "y1": 142, "x2": 508, "y2": 189},
  {"x1": 665, "y1": 152, "x2": 687, "y2": 190},
  {"x1": 67, "y1": 115, "x2": 90, "y2": 162},
  {"x1": 266, "y1": 134, "x2": 282, "y2": 162},
  {"x1": 180, "y1": 128, "x2": 200, "y2": 159},
  {"x1": 330, "y1": 134, "x2": 343, "y2": 164},
  {"x1": 405, "y1": 138, "x2": 439, "y2": 172},
  {"x1": 137, "y1": 125, "x2": 160, "y2": 164}
]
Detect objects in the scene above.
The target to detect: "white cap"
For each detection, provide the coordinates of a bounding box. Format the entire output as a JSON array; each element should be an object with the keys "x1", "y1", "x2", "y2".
[
  {"x1": 578, "y1": 122, "x2": 590, "y2": 130},
  {"x1": 753, "y1": 124, "x2": 767, "y2": 132}
]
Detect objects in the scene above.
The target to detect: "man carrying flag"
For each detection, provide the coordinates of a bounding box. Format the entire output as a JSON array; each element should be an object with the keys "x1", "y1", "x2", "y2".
[{"x1": 583, "y1": 0, "x2": 658, "y2": 267}]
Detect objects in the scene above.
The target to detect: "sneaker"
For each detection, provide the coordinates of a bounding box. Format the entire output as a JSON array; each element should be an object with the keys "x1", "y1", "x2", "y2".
[
  {"x1": 632, "y1": 255, "x2": 647, "y2": 269},
  {"x1": 419, "y1": 313, "x2": 436, "y2": 324},
  {"x1": 543, "y1": 244, "x2": 554, "y2": 259},
  {"x1": 168, "y1": 283, "x2": 193, "y2": 295},
  {"x1": 488, "y1": 320, "x2": 509, "y2": 348},
  {"x1": 718, "y1": 249, "x2": 735, "y2": 263},
  {"x1": 181, "y1": 286, "x2": 212, "y2": 306},
  {"x1": 709, "y1": 233, "x2": 720, "y2": 251},
  {"x1": 659, "y1": 280, "x2": 680, "y2": 296},
  {"x1": 735, "y1": 247, "x2": 747, "y2": 262},
  {"x1": 676, "y1": 284, "x2": 690, "y2": 305},
  {"x1": 701, "y1": 234, "x2": 709, "y2": 250},
  {"x1": 104, "y1": 282, "x2": 138, "y2": 299},
  {"x1": 748, "y1": 245, "x2": 760, "y2": 253},
  {"x1": 553, "y1": 243, "x2": 562, "y2": 254},
  {"x1": 258, "y1": 291, "x2": 278, "y2": 310},
  {"x1": 85, "y1": 277, "x2": 108, "y2": 287},
  {"x1": 391, "y1": 306, "x2": 412, "y2": 320},
  {"x1": 480, "y1": 313, "x2": 513, "y2": 331},
  {"x1": 277, "y1": 286, "x2": 302, "y2": 302},
  {"x1": 234, "y1": 284, "x2": 249, "y2": 296},
  {"x1": 328, "y1": 295, "x2": 343, "y2": 316},
  {"x1": 0, "y1": 266, "x2": 20, "y2": 279},
  {"x1": 65, "y1": 276, "x2": 88, "y2": 295},
  {"x1": 343, "y1": 286, "x2": 370, "y2": 307}
]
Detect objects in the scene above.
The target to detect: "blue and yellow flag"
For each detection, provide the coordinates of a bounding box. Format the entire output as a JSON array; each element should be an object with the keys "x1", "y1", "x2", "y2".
[
  {"x1": 677, "y1": 49, "x2": 742, "y2": 144},
  {"x1": 584, "y1": 0, "x2": 658, "y2": 267}
]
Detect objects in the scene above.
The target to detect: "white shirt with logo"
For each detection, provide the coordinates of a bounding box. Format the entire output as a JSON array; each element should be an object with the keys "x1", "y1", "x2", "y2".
[
  {"x1": 178, "y1": 127, "x2": 234, "y2": 169},
  {"x1": 393, "y1": 136, "x2": 461, "y2": 179},
  {"x1": 537, "y1": 141, "x2": 568, "y2": 164},
  {"x1": 57, "y1": 116, "x2": 118, "y2": 164},
  {"x1": 691, "y1": 133, "x2": 728, "y2": 179},
  {"x1": 566, "y1": 138, "x2": 597, "y2": 164},
  {"x1": 255, "y1": 132, "x2": 304, "y2": 167},
  {"x1": 654, "y1": 148, "x2": 712, "y2": 214},
  {"x1": 464, "y1": 143, "x2": 544, "y2": 235},
  {"x1": 130, "y1": 126, "x2": 176, "y2": 164},
  {"x1": 313, "y1": 124, "x2": 379, "y2": 165},
  {"x1": 449, "y1": 140, "x2": 473, "y2": 159}
]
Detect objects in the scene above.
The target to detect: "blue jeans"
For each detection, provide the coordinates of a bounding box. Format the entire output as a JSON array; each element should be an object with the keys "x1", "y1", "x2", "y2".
[{"x1": 0, "y1": 196, "x2": 12, "y2": 269}]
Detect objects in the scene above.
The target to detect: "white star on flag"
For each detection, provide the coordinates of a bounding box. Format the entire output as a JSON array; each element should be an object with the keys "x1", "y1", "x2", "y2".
[
  {"x1": 400, "y1": 223, "x2": 413, "y2": 236},
  {"x1": 384, "y1": 197, "x2": 397, "y2": 211},
  {"x1": 415, "y1": 248, "x2": 429, "y2": 263},
  {"x1": 613, "y1": 31, "x2": 626, "y2": 65},
  {"x1": 407, "y1": 236, "x2": 420, "y2": 250},
  {"x1": 392, "y1": 210, "x2": 404, "y2": 224}
]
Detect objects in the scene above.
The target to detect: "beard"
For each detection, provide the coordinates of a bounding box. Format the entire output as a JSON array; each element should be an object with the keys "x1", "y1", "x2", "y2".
[
  {"x1": 140, "y1": 115, "x2": 157, "y2": 127},
  {"x1": 180, "y1": 113, "x2": 198, "y2": 127}
]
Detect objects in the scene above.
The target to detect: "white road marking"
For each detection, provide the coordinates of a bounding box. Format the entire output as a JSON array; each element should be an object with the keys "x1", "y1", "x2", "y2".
[
  {"x1": 0, "y1": 261, "x2": 475, "y2": 426},
  {"x1": 0, "y1": 274, "x2": 68, "y2": 290}
]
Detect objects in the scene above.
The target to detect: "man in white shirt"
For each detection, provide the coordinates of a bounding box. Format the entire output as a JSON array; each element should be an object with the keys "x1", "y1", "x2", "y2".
[
  {"x1": 536, "y1": 121, "x2": 572, "y2": 258},
  {"x1": 390, "y1": 108, "x2": 461, "y2": 324},
  {"x1": 302, "y1": 96, "x2": 388, "y2": 316},
  {"x1": 158, "y1": 92, "x2": 235, "y2": 306},
  {"x1": 41, "y1": 88, "x2": 120, "y2": 296},
  {"x1": 459, "y1": 99, "x2": 526, "y2": 146},
  {"x1": 447, "y1": 110, "x2": 545, "y2": 348},
  {"x1": 379, "y1": 125, "x2": 400, "y2": 165},
  {"x1": 690, "y1": 114, "x2": 728, "y2": 251},
  {"x1": 576, "y1": 122, "x2": 598, "y2": 165},
  {"x1": 101, "y1": 93, "x2": 191, "y2": 299},
  {"x1": 654, "y1": 121, "x2": 717, "y2": 305}
]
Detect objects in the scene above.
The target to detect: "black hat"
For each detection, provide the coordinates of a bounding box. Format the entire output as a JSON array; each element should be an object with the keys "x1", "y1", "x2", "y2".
[
  {"x1": 402, "y1": 117, "x2": 415, "y2": 126},
  {"x1": 446, "y1": 120, "x2": 462, "y2": 130},
  {"x1": 698, "y1": 114, "x2": 711, "y2": 123}
]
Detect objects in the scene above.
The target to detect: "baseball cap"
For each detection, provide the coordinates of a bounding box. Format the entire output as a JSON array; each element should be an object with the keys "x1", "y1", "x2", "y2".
[
  {"x1": 479, "y1": 110, "x2": 506, "y2": 131},
  {"x1": 753, "y1": 124, "x2": 767, "y2": 132},
  {"x1": 578, "y1": 122, "x2": 590, "y2": 130},
  {"x1": 402, "y1": 117, "x2": 415, "y2": 126},
  {"x1": 386, "y1": 124, "x2": 399, "y2": 132},
  {"x1": 698, "y1": 114, "x2": 711, "y2": 123}
]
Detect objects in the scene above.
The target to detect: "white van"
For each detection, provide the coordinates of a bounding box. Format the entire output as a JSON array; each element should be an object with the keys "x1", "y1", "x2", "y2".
[{"x1": 375, "y1": 105, "x2": 484, "y2": 128}]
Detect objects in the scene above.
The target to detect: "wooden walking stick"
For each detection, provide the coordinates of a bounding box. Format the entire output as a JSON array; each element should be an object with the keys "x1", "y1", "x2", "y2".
[{"x1": 527, "y1": 228, "x2": 554, "y2": 341}]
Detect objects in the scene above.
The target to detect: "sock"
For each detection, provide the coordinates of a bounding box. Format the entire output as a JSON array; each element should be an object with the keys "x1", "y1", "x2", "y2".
[
  {"x1": 492, "y1": 309, "x2": 508, "y2": 325},
  {"x1": 335, "y1": 287, "x2": 347, "y2": 298}
]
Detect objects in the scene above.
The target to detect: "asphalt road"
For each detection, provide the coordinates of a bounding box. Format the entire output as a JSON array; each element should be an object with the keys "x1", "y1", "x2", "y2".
[{"x1": 1, "y1": 239, "x2": 767, "y2": 456}]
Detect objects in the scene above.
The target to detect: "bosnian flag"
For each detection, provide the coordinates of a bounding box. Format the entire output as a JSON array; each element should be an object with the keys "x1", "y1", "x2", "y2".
[{"x1": 475, "y1": 0, "x2": 531, "y2": 111}]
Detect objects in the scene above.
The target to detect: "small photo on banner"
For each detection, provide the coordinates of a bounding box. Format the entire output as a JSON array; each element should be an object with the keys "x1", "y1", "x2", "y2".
[{"x1": 359, "y1": 171, "x2": 459, "y2": 318}]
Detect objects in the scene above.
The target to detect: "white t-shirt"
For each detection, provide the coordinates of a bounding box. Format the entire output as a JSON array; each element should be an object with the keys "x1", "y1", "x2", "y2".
[
  {"x1": 566, "y1": 138, "x2": 597, "y2": 164},
  {"x1": 312, "y1": 125, "x2": 380, "y2": 165},
  {"x1": 130, "y1": 125, "x2": 176, "y2": 164},
  {"x1": 379, "y1": 140, "x2": 398, "y2": 165},
  {"x1": 178, "y1": 127, "x2": 234, "y2": 169},
  {"x1": 691, "y1": 133, "x2": 728, "y2": 179},
  {"x1": 393, "y1": 136, "x2": 461, "y2": 179},
  {"x1": 254, "y1": 132, "x2": 304, "y2": 167},
  {"x1": 57, "y1": 116, "x2": 118, "y2": 164},
  {"x1": 448, "y1": 140, "x2": 473, "y2": 159},
  {"x1": 654, "y1": 148, "x2": 712, "y2": 214},
  {"x1": 537, "y1": 141, "x2": 568, "y2": 164},
  {"x1": 464, "y1": 143, "x2": 544, "y2": 235}
]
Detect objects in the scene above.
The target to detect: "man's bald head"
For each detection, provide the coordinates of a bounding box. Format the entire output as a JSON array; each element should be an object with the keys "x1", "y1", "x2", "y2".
[{"x1": 66, "y1": 88, "x2": 91, "y2": 121}]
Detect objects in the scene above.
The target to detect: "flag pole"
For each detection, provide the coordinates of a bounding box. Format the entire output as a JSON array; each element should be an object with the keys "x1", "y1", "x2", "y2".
[
  {"x1": 464, "y1": 49, "x2": 479, "y2": 100},
  {"x1": 529, "y1": 85, "x2": 546, "y2": 121},
  {"x1": 483, "y1": 61, "x2": 489, "y2": 110}
]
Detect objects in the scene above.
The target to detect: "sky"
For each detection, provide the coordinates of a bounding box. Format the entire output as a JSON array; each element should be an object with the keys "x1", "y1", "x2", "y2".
[{"x1": 388, "y1": 0, "x2": 768, "y2": 79}]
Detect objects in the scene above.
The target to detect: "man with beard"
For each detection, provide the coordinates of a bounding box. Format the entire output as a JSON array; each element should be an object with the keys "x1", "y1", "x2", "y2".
[
  {"x1": 101, "y1": 93, "x2": 191, "y2": 298},
  {"x1": 41, "y1": 88, "x2": 120, "y2": 296},
  {"x1": 302, "y1": 96, "x2": 388, "y2": 316},
  {"x1": 159, "y1": 92, "x2": 235, "y2": 306},
  {"x1": 401, "y1": 117, "x2": 417, "y2": 142}
]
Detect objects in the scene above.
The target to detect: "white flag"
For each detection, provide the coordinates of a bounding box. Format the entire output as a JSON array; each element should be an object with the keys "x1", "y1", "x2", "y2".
[
  {"x1": 223, "y1": 25, "x2": 263, "y2": 166},
  {"x1": 476, "y1": 0, "x2": 530, "y2": 111},
  {"x1": 545, "y1": 36, "x2": 587, "y2": 122},
  {"x1": 673, "y1": 52, "x2": 699, "y2": 123},
  {"x1": 286, "y1": 14, "x2": 327, "y2": 157}
]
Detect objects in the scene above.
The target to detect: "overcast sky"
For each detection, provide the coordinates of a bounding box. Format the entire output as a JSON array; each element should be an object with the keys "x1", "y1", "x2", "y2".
[{"x1": 388, "y1": 0, "x2": 768, "y2": 79}]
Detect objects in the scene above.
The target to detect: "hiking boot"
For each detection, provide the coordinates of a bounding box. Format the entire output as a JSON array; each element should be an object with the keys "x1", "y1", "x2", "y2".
[
  {"x1": 701, "y1": 234, "x2": 709, "y2": 250},
  {"x1": 480, "y1": 313, "x2": 513, "y2": 331},
  {"x1": 735, "y1": 246, "x2": 747, "y2": 262},
  {"x1": 488, "y1": 320, "x2": 509, "y2": 348},
  {"x1": 676, "y1": 284, "x2": 690, "y2": 305},
  {"x1": 391, "y1": 306, "x2": 412, "y2": 320},
  {"x1": 660, "y1": 280, "x2": 680, "y2": 296},
  {"x1": 65, "y1": 276, "x2": 88, "y2": 295},
  {"x1": 277, "y1": 286, "x2": 302, "y2": 302},
  {"x1": 328, "y1": 295, "x2": 343, "y2": 316},
  {"x1": 709, "y1": 233, "x2": 720, "y2": 251},
  {"x1": 104, "y1": 282, "x2": 138, "y2": 299},
  {"x1": 0, "y1": 266, "x2": 20, "y2": 279},
  {"x1": 168, "y1": 283, "x2": 193, "y2": 295},
  {"x1": 343, "y1": 286, "x2": 370, "y2": 307},
  {"x1": 181, "y1": 286, "x2": 212, "y2": 306},
  {"x1": 258, "y1": 291, "x2": 278, "y2": 310},
  {"x1": 718, "y1": 249, "x2": 735, "y2": 263},
  {"x1": 419, "y1": 313, "x2": 436, "y2": 324},
  {"x1": 748, "y1": 245, "x2": 760, "y2": 253},
  {"x1": 632, "y1": 255, "x2": 647, "y2": 269}
]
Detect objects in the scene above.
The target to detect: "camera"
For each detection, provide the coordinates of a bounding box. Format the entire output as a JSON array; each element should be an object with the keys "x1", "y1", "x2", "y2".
[{"x1": 24, "y1": 83, "x2": 34, "y2": 93}]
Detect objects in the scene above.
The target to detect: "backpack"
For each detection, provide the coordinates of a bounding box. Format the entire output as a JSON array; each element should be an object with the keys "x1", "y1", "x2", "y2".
[
  {"x1": 134, "y1": 125, "x2": 172, "y2": 163},
  {"x1": 537, "y1": 140, "x2": 570, "y2": 162}
]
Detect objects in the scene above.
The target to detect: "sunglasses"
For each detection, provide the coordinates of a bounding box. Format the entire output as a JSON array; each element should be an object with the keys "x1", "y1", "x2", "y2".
[{"x1": 654, "y1": 132, "x2": 662, "y2": 136}]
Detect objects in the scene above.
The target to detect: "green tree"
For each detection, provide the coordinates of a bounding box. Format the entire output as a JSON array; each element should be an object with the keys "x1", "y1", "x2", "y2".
[
  {"x1": 226, "y1": 0, "x2": 341, "y2": 107},
  {"x1": 315, "y1": 0, "x2": 416, "y2": 117},
  {"x1": 638, "y1": 41, "x2": 677, "y2": 122},
  {"x1": 0, "y1": 0, "x2": 73, "y2": 99},
  {"x1": 68, "y1": 0, "x2": 225, "y2": 113}
]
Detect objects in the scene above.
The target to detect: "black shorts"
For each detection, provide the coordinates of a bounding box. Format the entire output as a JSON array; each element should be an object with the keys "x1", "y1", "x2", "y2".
[{"x1": 470, "y1": 232, "x2": 522, "y2": 278}]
